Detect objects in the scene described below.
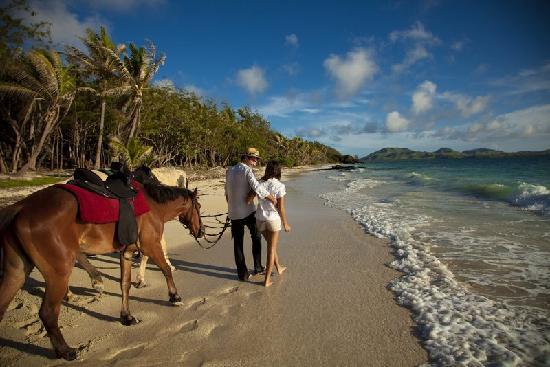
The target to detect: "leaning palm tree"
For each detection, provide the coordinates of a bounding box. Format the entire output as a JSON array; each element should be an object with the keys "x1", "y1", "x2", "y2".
[
  {"x1": 65, "y1": 26, "x2": 127, "y2": 169},
  {"x1": 108, "y1": 136, "x2": 153, "y2": 170},
  {"x1": 0, "y1": 49, "x2": 75, "y2": 173},
  {"x1": 104, "y1": 41, "x2": 165, "y2": 145}
]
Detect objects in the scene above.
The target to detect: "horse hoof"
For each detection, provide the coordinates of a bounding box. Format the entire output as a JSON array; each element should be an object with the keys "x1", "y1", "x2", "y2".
[
  {"x1": 134, "y1": 280, "x2": 147, "y2": 289},
  {"x1": 169, "y1": 294, "x2": 183, "y2": 306},
  {"x1": 56, "y1": 347, "x2": 78, "y2": 360},
  {"x1": 92, "y1": 281, "x2": 104, "y2": 293},
  {"x1": 120, "y1": 314, "x2": 140, "y2": 326}
]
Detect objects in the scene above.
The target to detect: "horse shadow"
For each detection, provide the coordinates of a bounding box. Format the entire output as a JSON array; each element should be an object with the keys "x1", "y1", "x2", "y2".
[
  {"x1": 0, "y1": 337, "x2": 55, "y2": 359},
  {"x1": 155, "y1": 258, "x2": 237, "y2": 281}
]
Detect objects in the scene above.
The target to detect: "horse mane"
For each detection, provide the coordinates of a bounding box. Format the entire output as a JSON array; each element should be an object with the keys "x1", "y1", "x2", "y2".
[
  {"x1": 142, "y1": 183, "x2": 193, "y2": 204},
  {"x1": 133, "y1": 166, "x2": 162, "y2": 186}
]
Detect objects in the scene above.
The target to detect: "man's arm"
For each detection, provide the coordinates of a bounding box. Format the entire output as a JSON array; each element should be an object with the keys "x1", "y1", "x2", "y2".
[{"x1": 245, "y1": 167, "x2": 277, "y2": 205}]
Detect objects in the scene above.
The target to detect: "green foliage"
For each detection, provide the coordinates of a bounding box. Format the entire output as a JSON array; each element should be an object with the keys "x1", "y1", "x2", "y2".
[
  {"x1": 0, "y1": 176, "x2": 65, "y2": 188},
  {"x1": 109, "y1": 136, "x2": 152, "y2": 170}
]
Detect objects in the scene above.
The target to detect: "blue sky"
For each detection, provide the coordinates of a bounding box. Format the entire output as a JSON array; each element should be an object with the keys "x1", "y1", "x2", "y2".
[{"x1": 27, "y1": 0, "x2": 550, "y2": 156}]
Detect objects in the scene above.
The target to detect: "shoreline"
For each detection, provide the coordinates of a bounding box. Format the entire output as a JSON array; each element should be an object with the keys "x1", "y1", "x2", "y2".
[{"x1": 0, "y1": 165, "x2": 427, "y2": 366}]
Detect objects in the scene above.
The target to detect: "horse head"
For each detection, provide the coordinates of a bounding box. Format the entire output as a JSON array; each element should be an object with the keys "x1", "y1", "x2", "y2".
[{"x1": 178, "y1": 187, "x2": 205, "y2": 239}]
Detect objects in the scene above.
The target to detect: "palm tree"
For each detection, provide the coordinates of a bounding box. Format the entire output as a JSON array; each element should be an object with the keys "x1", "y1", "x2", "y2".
[
  {"x1": 65, "y1": 26, "x2": 126, "y2": 169},
  {"x1": 108, "y1": 136, "x2": 153, "y2": 170},
  {"x1": 104, "y1": 41, "x2": 165, "y2": 145},
  {"x1": 0, "y1": 49, "x2": 75, "y2": 173}
]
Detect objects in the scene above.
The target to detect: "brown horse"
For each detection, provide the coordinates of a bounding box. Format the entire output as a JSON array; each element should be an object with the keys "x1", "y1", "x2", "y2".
[{"x1": 0, "y1": 182, "x2": 204, "y2": 360}]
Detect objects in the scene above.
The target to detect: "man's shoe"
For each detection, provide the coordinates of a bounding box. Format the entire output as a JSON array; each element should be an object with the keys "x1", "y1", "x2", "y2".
[
  {"x1": 252, "y1": 266, "x2": 266, "y2": 276},
  {"x1": 238, "y1": 272, "x2": 251, "y2": 282}
]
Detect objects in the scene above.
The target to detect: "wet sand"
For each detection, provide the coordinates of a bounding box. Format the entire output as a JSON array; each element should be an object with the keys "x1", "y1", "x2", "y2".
[{"x1": 0, "y1": 170, "x2": 427, "y2": 366}]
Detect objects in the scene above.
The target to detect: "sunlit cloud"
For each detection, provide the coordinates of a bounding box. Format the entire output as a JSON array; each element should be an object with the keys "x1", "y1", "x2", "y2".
[
  {"x1": 389, "y1": 21, "x2": 441, "y2": 44},
  {"x1": 285, "y1": 33, "x2": 299, "y2": 47},
  {"x1": 324, "y1": 47, "x2": 378, "y2": 98},
  {"x1": 236, "y1": 65, "x2": 268, "y2": 95},
  {"x1": 385, "y1": 111, "x2": 409, "y2": 132},
  {"x1": 442, "y1": 92, "x2": 490, "y2": 117},
  {"x1": 412, "y1": 80, "x2": 437, "y2": 114},
  {"x1": 490, "y1": 62, "x2": 550, "y2": 95},
  {"x1": 430, "y1": 104, "x2": 550, "y2": 141},
  {"x1": 29, "y1": 0, "x2": 103, "y2": 47}
]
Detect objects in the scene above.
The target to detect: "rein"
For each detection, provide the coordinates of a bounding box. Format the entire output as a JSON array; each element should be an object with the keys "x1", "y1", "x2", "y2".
[
  {"x1": 178, "y1": 192, "x2": 231, "y2": 250},
  {"x1": 192, "y1": 213, "x2": 231, "y2": 249}
]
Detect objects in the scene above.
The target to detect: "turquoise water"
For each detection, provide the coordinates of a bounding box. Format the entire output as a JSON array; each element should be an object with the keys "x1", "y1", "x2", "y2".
[{"x1": 319, "y1": 156, "x2": 550, "y2": 366}]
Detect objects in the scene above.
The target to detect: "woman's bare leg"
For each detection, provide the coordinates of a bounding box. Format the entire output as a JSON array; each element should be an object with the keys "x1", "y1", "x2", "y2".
[{"x1": 264, "y1": 230, "x2": 279, "y2": 287}]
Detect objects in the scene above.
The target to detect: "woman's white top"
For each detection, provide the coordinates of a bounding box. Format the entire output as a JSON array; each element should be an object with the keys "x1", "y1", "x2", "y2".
[{"x1": 255, "y1": 178, "x2": 286, "y2": 221}]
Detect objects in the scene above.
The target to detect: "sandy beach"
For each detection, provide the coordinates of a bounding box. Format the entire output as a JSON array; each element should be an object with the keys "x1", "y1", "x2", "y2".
[{"x1": 0, "y1": 168, "x2": 427, "y2": 366}]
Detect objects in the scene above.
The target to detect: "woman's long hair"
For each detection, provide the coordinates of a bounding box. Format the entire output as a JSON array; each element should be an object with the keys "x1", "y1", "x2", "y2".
[{"x1": 261, "y1": 160, "x2": 282, "y2": 181}]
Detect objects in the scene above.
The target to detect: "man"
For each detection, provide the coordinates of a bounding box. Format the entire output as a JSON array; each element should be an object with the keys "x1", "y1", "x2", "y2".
[{"x1": 225, "y1": 147, "x2": 277, "y2": 281}]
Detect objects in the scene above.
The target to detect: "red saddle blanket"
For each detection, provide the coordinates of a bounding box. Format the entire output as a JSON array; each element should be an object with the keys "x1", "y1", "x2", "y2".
[{"x1": 56, "y1": 182, "x2": 150, "y2": 224}]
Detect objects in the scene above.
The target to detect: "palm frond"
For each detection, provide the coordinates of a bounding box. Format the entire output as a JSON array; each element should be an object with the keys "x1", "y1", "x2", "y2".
[
  {"x1": 27, "y1": 51, "x2": 57, "y2": 97},
  {"x1": 0, "y1": 83, "x2": 38, "y2": 99},
  {"x1": 100, "y1": 85, "x2": 132, "y2": 98}
]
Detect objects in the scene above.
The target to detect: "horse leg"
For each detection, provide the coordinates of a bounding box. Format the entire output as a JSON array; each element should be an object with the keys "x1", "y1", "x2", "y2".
[
  {"x1": 147, "y1": 246, "x2": 182, "y2": 306},
  {"x1": 161, "y1": 235, "x2": 176, "y2": 271},
  {"x1": 40, "y1": 272, "x2": 77, "y2": 360},
  {"x1": 134, "y1": 254, "x2": 149, "y2": 288},
  {"x1": 120, "y1": 250, "x2": 139, "y2": 325},
  {"x1": 0, "y1": 236, "x2": 33, "y2": 320},
  {"x1": 76, "y1": 252, "x2": 104, "y2": 293}
]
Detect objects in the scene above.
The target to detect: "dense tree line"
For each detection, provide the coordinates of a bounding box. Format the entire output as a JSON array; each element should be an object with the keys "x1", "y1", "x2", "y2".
[{"x1": 0, "y1": 1, "x2": 343, "y2": 174}]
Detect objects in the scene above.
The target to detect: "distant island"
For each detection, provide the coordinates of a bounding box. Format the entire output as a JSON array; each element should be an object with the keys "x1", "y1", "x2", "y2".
[{"x1": 360, "y1": 147, "x2": 550, "y2": 161}]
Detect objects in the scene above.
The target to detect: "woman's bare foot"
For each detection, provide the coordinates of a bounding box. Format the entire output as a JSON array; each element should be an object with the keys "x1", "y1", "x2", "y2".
[
  {"x1": 277, "y1": 266, "x2": 287, "y2": 275},
  {"x1": 264, "y1": 280, "x2": 273, "y2": 287}
]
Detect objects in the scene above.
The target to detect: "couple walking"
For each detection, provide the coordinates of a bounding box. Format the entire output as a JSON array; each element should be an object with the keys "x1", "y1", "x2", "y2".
[{"x1": 225, "y1": 148, "x2": 291, "y2": 287}]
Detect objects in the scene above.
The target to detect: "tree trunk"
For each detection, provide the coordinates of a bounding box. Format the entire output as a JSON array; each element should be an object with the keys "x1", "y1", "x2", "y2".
[
  {"x1": 94, "y1": 99, "x2": 106, "y2": 169},
  {"x1": 18, "y1": 108, "x2": 58, "y2": 174}
]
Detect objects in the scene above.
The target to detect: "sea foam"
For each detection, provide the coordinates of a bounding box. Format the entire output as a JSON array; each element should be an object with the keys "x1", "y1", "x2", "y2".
[{"x1": 321, "y1": 176, "x2": 550, "y2": 366}]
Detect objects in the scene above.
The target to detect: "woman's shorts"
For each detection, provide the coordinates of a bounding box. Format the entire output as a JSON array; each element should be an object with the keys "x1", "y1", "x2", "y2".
[{"x1": 256, "y1": 218, "x2": 282, "y2": 232}]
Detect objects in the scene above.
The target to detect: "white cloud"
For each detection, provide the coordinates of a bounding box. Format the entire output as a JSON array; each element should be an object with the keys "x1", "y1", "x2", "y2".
[
  {"x1": 442, "y1": 92, "x2": 490, "y2": 117},
  {"x1": 389, "y1": 21, "x2": 440, "y2": 45},
  {"x1": 490, "y1": 62, "x2": 550, "y2": 95},
  {"x1": 389, "y1": 22, "x2": 441, "y2": 74},
  {"x1": 259, "y1": 95, "x2": 308, "y2": 118},
  {"x1": 412, "y1": 80, "x2": 437, "y2": 114},
  {"x1": 323, "y1": 48, "x2": 378, "y2": 98},
  {"x1": 285, "y1": 34, "x2": 299, "y2": 47},
  {"x1": 392, "y1": 44, "x2": 431, "y2": 74},
  {"x1": 385, "y1": 111, "x2": 409, "y2": 132},
  {"x1": 236, "y1": 66, "x2": 268, "y2": 95},
  {"x1": 29, "y1": 0, "x2": 103, "y2": 47},
  {"x1": 283, "y1": 62, "x2": 299, "y2": 76},
  {"x1": 431, "y1": 104, "x2": 550, "y2": 141}
]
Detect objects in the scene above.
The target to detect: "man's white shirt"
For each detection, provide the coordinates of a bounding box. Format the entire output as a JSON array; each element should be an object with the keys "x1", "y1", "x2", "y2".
[{"x1": 225, "y1": 163, "x2": 270, "y2": 220}]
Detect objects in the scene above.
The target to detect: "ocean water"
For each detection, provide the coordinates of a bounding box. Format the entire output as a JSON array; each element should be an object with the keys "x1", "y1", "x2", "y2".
[{"x1": 318, "y1": 156, "x2": 550, "y2": 367}]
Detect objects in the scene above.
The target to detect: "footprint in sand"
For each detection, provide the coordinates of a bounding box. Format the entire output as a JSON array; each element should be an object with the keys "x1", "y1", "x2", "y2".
[
  {"x1": 176, "y1": 319, "x2": 199, "y2": 333},
  {"x1": 102, "y1": 343, "x2": 147, "y2": 361},
  {"x1": 184, "y1": 297, "x2": 208, "y2": 311}
]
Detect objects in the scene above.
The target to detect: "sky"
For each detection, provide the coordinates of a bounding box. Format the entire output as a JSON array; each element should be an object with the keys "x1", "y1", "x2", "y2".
[{"x1": 19, "y1": 0, "x2": 550, "y2": 156}]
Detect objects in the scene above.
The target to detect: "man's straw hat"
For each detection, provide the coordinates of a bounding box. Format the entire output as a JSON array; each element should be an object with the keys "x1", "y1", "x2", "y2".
[{"x1": 243, "y1": 147, "x2": 261, "y2": 159}]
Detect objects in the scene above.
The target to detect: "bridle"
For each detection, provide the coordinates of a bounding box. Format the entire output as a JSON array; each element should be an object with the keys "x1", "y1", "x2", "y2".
[{"x1": 178, "y1": 179, "x2": 230, "y2": 250}]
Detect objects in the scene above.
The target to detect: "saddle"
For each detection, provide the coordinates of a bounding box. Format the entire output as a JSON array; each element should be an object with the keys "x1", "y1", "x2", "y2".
[{"x1": 66, "y1": 168, "x2": 143, "y2": 247}]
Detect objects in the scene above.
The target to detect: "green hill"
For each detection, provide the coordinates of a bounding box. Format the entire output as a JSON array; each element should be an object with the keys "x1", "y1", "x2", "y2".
[{"x1": 360, "y1": 148, "x2": 550, "y2": 161}]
